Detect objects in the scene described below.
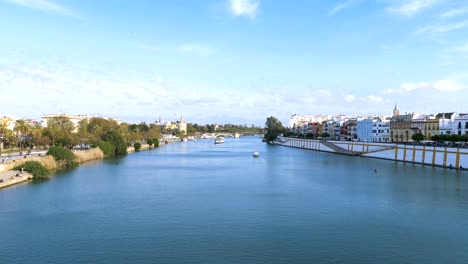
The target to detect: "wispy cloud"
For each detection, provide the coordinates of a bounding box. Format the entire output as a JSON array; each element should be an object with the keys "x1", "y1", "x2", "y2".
[
  {"x1": 417, "y1": 20, "x2": 468, "y2": 34},
  {"x1": 440, "y1": 8, "x2": 468, "y2": 18},
  {"x1": 387, "y1": 0, "x2": 440, "y2": 17},
  {"x1": 385, "y1": 79, "x2": 464, "y2": 94},
  {"x1": 177, "y1": 44, "x2": 215, "y2": 57},
  {"x1": 329, "y1": 0, "x2": 358, "y2": 15},
  {"x1": 343, "y1": 94, "x2": 356, "y2": 103},
  {"x1": 230, "y1": 0, "x2": 259, "y2": 19},
  {"x1": 5, "y1": 0, "x2": 82, "y2": 18}
]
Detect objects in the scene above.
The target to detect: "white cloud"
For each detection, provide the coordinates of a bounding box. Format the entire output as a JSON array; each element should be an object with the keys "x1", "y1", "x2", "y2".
[
  {"x1": 5, "y1": 0, "x2": 81, "y2": 18},
  {"x1": 230, "y1": 0, "x2": 259, "y2": 19},
  {"x1": 366, "y1": 95, "x2": 384, "y2": 103},
  {"x1": 177, "y1": 44, "x2": 215, "y2": 57},
  {"x1": 386, "y1": 80, "x2": 464, "y2": 94},
  {"x1": 433, "y1": 80, "x2": 464, "y2": 91},
  {"x1": 416, "y1": 20, "x2": 468, "y2": 34},
  {"x1": 440, "y1": 8, "x2": 468, "y2": 18},
  {"x1": 400, "y1": 82, "x2": 430, "y2": 92},
  {"x1": 388, "y1": 0, "x2": 439, "y2": 17},
  {"x1": 329, "y1": 0, "x2": 358, "y2": 15},
  {"x1": 344, "y1": 94, "x2": 356, "y2": 103}
]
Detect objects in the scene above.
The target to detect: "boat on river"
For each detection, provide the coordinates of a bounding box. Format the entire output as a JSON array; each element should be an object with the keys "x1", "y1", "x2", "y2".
[{"x1": 214, "y1": 136, "x2": 225, "y2": 144}]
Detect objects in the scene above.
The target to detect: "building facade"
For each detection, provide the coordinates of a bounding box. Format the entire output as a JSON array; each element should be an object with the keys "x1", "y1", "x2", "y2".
[
  {"x1": 390, "y1": 114, "x2": 413, "y2": 142},
  {"x1": 453, "y1": 114, "x2": 468, "y2": 136}
]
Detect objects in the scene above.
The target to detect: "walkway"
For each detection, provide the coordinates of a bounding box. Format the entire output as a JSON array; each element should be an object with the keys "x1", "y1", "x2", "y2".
[{"x1": 0, "y1": 170, "x2": 32, "y2": 189}]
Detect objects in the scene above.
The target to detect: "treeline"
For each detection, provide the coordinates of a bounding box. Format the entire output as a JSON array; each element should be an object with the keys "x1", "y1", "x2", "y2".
[
  {"x1": 184, "y1": 123, "x2": 264, "y2": 135},
  {"x1": 1, "y1": 117, "x2": 161, "y2": 156}
]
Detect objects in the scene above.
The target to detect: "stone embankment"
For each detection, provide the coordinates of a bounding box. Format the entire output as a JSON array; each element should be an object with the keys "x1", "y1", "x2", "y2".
[
  {"x1": 127, "y1": 144, "x2": 151, "y2": 153},
  {"x1": 275, "y1": 137, "x2": 468, "y2": 170}
]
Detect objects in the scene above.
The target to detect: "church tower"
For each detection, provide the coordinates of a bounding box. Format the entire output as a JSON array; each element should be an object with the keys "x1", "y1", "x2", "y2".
[{"x1": 393, "y1": 104, "x2": 400, "y2": 116}]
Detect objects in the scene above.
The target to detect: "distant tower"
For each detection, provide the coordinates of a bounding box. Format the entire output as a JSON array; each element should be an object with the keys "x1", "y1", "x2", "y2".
[
  {"x1": 393, "y1": 104, "x2": 400, "y2": 116},
  {"x1": 178, "y1": 116, "x2": 187, "y2": 134},
  {"x1": 159, "y1": 116, "x2": 162, "y2": 124}
]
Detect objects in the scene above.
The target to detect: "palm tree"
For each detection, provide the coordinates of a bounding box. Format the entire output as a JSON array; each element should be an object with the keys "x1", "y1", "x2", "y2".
[
  {"x1": 0, "y1": 120, "x2": 8, "y2": 155},
  {"x1": 30, "y1": 124, "x2": 43, "y2": 151},
  {"x1": 14, "y1": 120, "x2": 31, "y2": 150}
]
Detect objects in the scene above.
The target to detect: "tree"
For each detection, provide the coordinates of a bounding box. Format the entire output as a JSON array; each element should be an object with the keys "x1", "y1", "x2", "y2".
[
  {"x1": 412, "y1": 132, "x2": 425, "y2": 142},
  {"x1": 134, "y1": 142, "x2": 142, "y2": 152},
  {"x1": 46, "y1": 116, "x2": 74, "y2": 146},
  {"x1": 430, "y1": 134, "x2": 441, "y2": 142},
  {"x1": 264, "y1": 116, "x2": 284, "y2": 143},
  {"x1": 0, "y1": 120, "x2": 8, "y2": 155},
  {"x1": 14, "y1": 120, "x2": 31, "y2": 150},
  {"x1": 103, "y1": 130, "x2": 127, "y2": 156},
  {"x1": 30, "y1": 124, "x2": 43, "y2": 151}
]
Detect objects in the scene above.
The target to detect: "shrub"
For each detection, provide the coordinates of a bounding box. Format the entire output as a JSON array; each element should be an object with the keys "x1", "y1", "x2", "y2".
[
  {"x1": 134, "y1": 142, "x2": 142, "y2": 152},
  {"x1": 47, "y1": 146, "x2": 77, "y2": 167},
  {"x1": 103, "y1": 130, "x2": 127, "y2": 156},
  {"x1": 93, "y1": 140, "x2": 116, "y2": 157},
  {"x1": 153, "y1": 138, "x2": 160, "y2": 148},
  {"x1": 14, "y1": 161, "x2": 49, "y2": 179},
  {"x1": 146, "y1": 139, "x2": 154, "y2": 147}
]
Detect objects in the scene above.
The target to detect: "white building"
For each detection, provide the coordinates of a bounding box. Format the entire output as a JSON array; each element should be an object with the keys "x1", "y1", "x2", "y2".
[
  {"x1": 289, "y1": 114, "x2": 328, "y2": 128},
  {"x1": 437, "y1": 112, "x2": 456, "y2": 135},
  {"x1": 453, "y1": 114, "x2": 468, "y2": 136},
  {"x1": 357, "y1": 117, "x2": 390, "y2": 143}
]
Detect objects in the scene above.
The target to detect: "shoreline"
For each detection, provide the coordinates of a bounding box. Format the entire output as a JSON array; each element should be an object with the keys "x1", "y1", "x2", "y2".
[{"x1": 0, "y1": 141, "x2": 173, "y2": 191}]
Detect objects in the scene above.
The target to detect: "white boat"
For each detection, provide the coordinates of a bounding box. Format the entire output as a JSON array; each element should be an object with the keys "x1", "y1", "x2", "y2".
[
  {"x1": 234, "y1": 133, "x2": 240, "y2": 138},
  {"x1": 187, "y1": 136, "x2": 196, "y2": 141},
  {"x1": 214, "y1": 136, "x2": 225, "y2": 144},
  {"x1": 253, "y1": 152, "x2": 260, "y2": 158},
  {"x1": 182, "y1": 138, "x2": 188, "y2": 142}
]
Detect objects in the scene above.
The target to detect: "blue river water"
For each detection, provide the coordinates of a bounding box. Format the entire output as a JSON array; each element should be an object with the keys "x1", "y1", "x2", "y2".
[{"x1": 1, "y1": 136, "x2": 468, "y2": 264}]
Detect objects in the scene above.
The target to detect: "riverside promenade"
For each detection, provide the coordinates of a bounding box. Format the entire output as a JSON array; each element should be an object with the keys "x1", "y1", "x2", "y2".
[
  {"x1": 0, "y1": 170, "x2": 33, "y2": 189},
  {"x1": 275, "y1": 137, "x2": 468, "y2": 171}
]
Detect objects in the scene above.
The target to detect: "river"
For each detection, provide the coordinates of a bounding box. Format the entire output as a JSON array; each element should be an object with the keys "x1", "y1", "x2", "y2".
[{"x1": 1, "y1": 136, "x2": 468, "y2": 263}]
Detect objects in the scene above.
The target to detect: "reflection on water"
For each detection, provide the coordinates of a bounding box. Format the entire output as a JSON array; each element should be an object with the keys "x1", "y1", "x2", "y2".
[{"x1": 1, "y1": 137, "x2": 468, "y2": 264}]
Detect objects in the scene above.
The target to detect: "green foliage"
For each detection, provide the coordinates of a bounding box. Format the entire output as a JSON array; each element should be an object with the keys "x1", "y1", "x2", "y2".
[
  {"x1": 264, "y1": 116, "x2": 284, "y2": 143},
  {"x1": 93, "y1": 140, "x2": 116, "y2": 157},
  {"x1": 153, "y1": 138, "x2": 160, "y2": 148},
  {"x1": 45, "y1": 116, "x2": 74, "y2": 146},
  {"x1": 134, "y1": 142, "x2": 142, "y2": 151},
  {"x1": 103, "y1": 130, "x2": 128, "y2": 156},
  {"x1": 305, "y1": 133, "x2": 314, "y2": 139},
  {"x1": 320, "y1": 132, "x2": 330, "y2": 138},
  {"x1": 146, "y1": 139, "x2": 154, "y2": 146},
  {"x1": 14, "y1": 161, "x2": 49, "y2": 179},
  {"x1": 412, "y1": 132, "x2": 425, "y2": 142},
  {"x1": 47, "y1": 146, "x2": 77, "y2": 167},
  {"x1": 431, "y1": 134, "x2": 468, "y2": 142}
]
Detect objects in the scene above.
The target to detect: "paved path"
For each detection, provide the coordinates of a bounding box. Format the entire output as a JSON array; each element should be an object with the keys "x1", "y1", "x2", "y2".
[{"x1": 0, "y1": 170, "x2": 32, "y2": 189}]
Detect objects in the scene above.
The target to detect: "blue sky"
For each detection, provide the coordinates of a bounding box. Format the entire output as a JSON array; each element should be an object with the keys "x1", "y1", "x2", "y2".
[{"x1": 0, "y1": 0, "x2": 467, "y2": 125}]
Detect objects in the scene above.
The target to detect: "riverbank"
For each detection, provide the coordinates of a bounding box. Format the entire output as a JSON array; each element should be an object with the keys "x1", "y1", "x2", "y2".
[
  {"x1": 0, "y1": 141, "x2": 173, "y2": 190},
  {"x1": 275, "y1": 137, "x2": 468, "y2": 171},
  {"x1": 0, "y1": 171, "x2": 33, "y2": 189}
]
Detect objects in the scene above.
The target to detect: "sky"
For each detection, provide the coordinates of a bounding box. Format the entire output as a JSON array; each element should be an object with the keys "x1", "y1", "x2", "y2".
[{"x1": 0, "y1": 0, "x2": 467, "y2": 126}]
